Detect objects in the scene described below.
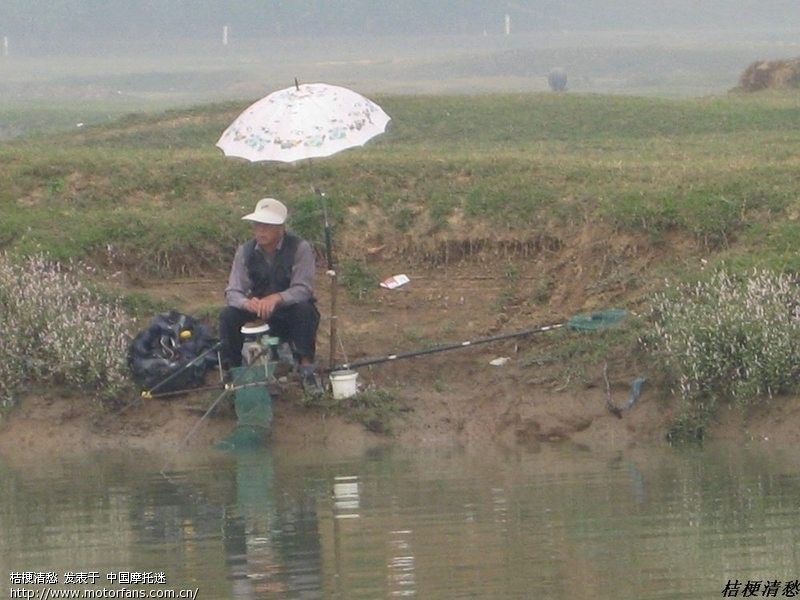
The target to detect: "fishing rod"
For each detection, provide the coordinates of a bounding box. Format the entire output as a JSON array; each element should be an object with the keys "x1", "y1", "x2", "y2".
[
  {"x1": 141, "y1": 338, "x2": 274, "y2": 399},
  {"x1": 314, "y1": 186, "x2": 339, "y2": 370},
  {"x1": 329, "y1": 309, "x2": 627, "y2": 372},
  {"x1": 146, "y1": 379, "x2": 275, "y2": 399},
  {"x1": 140, "y1": 341, "x2": 223, "y2": 399}
]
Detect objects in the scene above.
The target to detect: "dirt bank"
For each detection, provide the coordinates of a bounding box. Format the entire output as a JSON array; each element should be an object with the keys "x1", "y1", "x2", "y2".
[{"x1": 1, "y1": 237, "x2": 796, "y2": 459}]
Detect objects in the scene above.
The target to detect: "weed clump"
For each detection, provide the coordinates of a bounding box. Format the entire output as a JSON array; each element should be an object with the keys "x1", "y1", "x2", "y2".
[
  {"x1": 340, "y1": 260, "x2": 378, "y2": 300},
  {"x1": 0, "y1": 254, "x2": 135, "y2": 408},
  {"x1": 645, "y1": 268, "x2": 800, "y2": 440},
  {"x1": 295, "y1": 386, "x2": 404, "y2": 434}
]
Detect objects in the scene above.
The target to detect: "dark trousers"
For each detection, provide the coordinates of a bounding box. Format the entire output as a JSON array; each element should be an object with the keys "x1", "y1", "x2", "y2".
[{"x1": 219, "y1": 300, "x2": 320, "y2": 368}]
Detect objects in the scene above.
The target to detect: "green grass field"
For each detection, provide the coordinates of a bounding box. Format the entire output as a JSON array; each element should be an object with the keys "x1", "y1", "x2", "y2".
[{"x1": 2, "y1": 89, "x2": 800, "y2": 279}]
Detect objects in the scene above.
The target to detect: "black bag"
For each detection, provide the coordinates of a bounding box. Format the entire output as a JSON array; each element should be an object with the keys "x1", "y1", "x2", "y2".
[{"x1": 128, "y1": 311, "x2": 219, "y2": 394}]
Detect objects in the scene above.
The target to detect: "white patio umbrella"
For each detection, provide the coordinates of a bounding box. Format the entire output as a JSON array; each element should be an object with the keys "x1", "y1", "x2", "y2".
[
  {"x1": 216, "y1": 81, "x2": 390, "y2": 163},
  {"x1": 216, "y1": 81, "x2": 391, "y2": 369}
]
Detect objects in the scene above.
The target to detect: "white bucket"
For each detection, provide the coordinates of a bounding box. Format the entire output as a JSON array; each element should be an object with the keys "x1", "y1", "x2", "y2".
[{"x1": 330, "y1": 370, "x2": 358, "y2": 399}]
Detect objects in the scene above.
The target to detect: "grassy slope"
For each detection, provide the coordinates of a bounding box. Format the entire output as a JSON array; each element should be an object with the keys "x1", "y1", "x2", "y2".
[{"x1": 2, "y1": 91, "x2": 800, "y2": 280}]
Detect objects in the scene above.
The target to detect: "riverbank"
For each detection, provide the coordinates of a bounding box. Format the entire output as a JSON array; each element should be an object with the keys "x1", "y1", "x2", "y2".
[
  {"x1": 2, "y1": 253, "x2": 796, "y2": 460},
  {"x1": 5, "y1": 90, "x2": 800, "y2": 457}
]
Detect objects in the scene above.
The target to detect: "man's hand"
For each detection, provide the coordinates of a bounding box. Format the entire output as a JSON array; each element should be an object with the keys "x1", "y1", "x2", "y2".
[{"x1": 246, "y1": 294, "x2": 282, "y2": 320}]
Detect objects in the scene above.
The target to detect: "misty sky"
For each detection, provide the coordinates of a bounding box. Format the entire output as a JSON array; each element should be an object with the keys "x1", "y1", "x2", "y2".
[
  {"x1": 2, "y1": 1, "x2": 800, "y2": 51},
  {"x1": 1, "y1": 0, "x2": 798, "y2": 108}
]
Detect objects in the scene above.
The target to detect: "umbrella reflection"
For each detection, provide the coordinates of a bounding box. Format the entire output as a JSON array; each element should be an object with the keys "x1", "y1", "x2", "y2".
[{"x1": 333, "y1": 475, "x2": 360, "y2": 518}]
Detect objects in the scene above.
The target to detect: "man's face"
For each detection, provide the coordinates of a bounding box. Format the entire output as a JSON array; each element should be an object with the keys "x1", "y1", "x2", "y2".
[{"x1": 253, "y1": 222, "x2": 284, "y2": 250}]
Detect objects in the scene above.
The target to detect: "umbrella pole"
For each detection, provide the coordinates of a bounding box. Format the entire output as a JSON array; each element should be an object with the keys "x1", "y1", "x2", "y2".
[
  {"x1": 329, "y1": 265, "x2": 338, "y2": 370},
  {"x1": 318, "y1": 188, "x2": 338, "y2": 369}
]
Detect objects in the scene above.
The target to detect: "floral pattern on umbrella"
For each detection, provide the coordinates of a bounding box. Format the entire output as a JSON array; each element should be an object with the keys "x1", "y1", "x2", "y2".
[{"x1": 217, "y1": 83, "x2": 391, "y2": 163}]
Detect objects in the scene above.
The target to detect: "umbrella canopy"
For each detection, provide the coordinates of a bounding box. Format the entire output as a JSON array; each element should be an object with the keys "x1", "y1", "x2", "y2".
[{"x1": 216, "y1": 82, "x2": 391, "y2": 163}]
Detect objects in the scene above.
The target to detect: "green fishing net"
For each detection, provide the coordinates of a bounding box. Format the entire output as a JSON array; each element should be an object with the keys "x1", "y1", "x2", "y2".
[
  {"x1": 216, "y1": 363, "x2": 274, "y2": 451},
  {"x1": 568, "y1": 309, "x2": 628, "y2": 331}
]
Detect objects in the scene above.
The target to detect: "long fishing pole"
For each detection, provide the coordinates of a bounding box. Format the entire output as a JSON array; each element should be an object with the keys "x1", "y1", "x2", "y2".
[
  {"x1": 140, "y1": 341, "x2": 222, "y2": 399},
  {"x1": 146, "y1": 379, "x2": 275, "y2": 399},
  {"x1": 329, "y1": 310, "x2": 627, "y2": 372},
  {"x1": 329, "y1": 322, "x2": 565, "y2": 371},
  {"x1": 142, "y1": 336, "x2": 272, "y2": 399}
]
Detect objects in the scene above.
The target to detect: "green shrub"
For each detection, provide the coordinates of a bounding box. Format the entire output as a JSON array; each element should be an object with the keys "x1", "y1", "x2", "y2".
[{"x1": 645, "y1": 268, "x2": 800, "y2": 439}]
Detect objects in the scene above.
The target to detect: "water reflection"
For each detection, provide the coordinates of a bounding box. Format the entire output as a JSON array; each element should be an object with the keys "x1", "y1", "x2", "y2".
[
  {"x1": 386, "y1": 529, "x2": 416, "y2": 597},
  {"x1": 225, "y1": 449, "x2": 323, "y2": 598},
  {"x1": 144, "y1": 449, "x2": 325, "y2": 598},
  {"x1": 332, "y1": 476, "x2": 360, "y2": 518},
  {"x1": 3, "y1": 442, "x2": 800, "y2": 599}
]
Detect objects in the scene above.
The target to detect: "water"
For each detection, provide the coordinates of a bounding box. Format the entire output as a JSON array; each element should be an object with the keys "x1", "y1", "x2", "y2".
[{"x1": 2, "y1": 442, "x2": 800, "y2": 599}]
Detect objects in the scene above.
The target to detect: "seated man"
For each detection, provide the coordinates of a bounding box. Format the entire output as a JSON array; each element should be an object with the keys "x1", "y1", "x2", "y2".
[{"x1": 219, "y1": 197, "x2": 321, "y2": 391}]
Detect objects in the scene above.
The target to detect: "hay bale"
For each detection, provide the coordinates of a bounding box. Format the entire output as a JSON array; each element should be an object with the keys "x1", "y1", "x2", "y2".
[{"x1": 737, "y1": 57, "x2": 800, "y2": 92}]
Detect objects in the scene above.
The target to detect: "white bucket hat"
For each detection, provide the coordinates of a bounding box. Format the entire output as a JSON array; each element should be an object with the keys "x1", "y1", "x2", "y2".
[{"x1": 242, "y1": 198, "x2": 287, "y2": 225}]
